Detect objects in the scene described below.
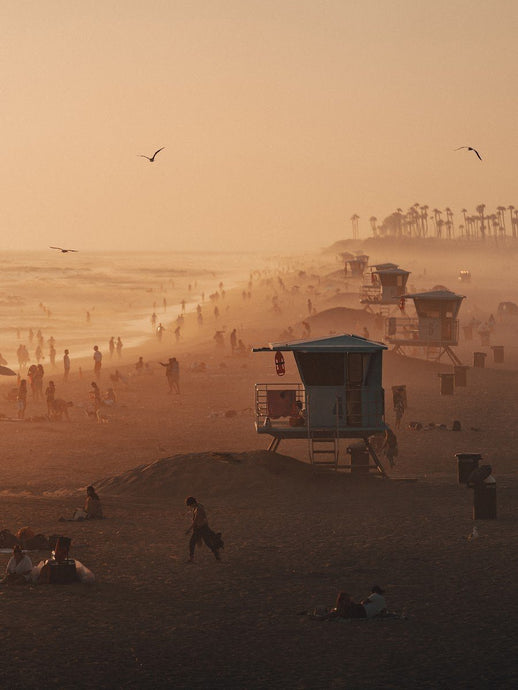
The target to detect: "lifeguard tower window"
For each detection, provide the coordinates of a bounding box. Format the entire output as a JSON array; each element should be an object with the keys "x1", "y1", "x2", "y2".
[
  {"x1": 295, "y1": 352, "x2": 345, "y2": 386},
  {"x1": 294, "y1": 352, "x2": 368, "y2": 387}
]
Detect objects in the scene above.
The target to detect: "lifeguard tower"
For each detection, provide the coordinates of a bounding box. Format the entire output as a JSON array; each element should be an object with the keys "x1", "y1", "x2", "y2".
[
  {"x1": 345, "y1": 254, "x2": 369, "y2": 278},
  {"x1": 360, "y1": 263, "x2": 410, "y2": 310},
  {"x1": 385, "y1": 289, "x2": 465, "y2": 364},
  {"x1": 253, "y1": 334, "x2": 388, "y2": 475}
]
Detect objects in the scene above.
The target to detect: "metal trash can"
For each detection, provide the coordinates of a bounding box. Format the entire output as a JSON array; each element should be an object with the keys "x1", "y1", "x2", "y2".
[
  {"x1": 462, "y1": 325, "x2": 473, "y2": 341},
  {"x1": 454, "y1": 365, "x2": 469, "y2": 387},
  {"x1": 473, "y1": 476, "x2": 497, "y2": 520},
  {"x1": 438, "y1": 373, "x2": 454, "y2": 395},
  {"x1": 347, "y1": 443, "x2": 370, "y2": 477},
  {"x1": 491, "y1": 345, "x2": 504, "y2": 364},
  {"x1": 455, "y1": 453, "x2": 481, "y2": 484},
  {"x1": 473, "y1": 352, "x2": 486, "y2": 368}
]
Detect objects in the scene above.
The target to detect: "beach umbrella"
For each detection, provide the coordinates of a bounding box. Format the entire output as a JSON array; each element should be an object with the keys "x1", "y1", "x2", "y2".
[{"x1": 0, "y1": 366, "x2": 16, "y2": 376}]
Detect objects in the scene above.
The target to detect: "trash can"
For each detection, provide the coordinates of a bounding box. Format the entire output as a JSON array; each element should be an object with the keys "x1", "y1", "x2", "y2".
[
  {"x1": 454, "y1": 365, "x2": 469, "y2": 387},
  {"x1": 462, "y1": 325, "x2": 473, "y2": 341},
  {"x1": 491, "y1": 345, "x2": 504, "y2": 364},
  {"x1": 438, "y1": 373, "x2": 454, "y2": 395},
  {"x1": 347, "y1": 443, "x2": 370, "y2": 477},
  {"x1": 473, "y1": 476, "x2": 497, "y2": 520},
  {"x1": 479, "y1": 330, "x2": 491, "y2": 346},
  {"x1": 473, "y1": 352, "x2": 486, "y2": 368},
  {"x1": 455, "y1": 453, "x2": 481, "y2": 484}
]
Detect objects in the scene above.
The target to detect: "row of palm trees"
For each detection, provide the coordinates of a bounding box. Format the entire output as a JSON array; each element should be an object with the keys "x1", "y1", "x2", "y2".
[{"x1": 350, "y1": 205, "x2": 518, "y2": 240}]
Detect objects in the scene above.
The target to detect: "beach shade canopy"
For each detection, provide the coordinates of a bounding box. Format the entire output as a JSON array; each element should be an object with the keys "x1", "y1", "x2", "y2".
[{"x1": 0, "y1": 366, "x2": 16, "y2": 376}]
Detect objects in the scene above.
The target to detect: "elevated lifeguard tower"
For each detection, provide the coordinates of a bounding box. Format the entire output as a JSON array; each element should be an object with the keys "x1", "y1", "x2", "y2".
[
  {"x1": 386, "y1": 289, "x2": 465, "y2": 364},
  {"x1": 345, "y1": 254, "x2": 369, "y2": 278},
  {"x1": 360, "y1": 263, "x2": 410, "y2": 309},
  {"x1": 253, "y1": 334, "x2": 388, "y2": 475}
]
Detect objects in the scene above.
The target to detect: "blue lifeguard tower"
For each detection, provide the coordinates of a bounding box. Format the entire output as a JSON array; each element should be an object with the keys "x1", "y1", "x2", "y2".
[
  {"x1": 386, "y1": 289, "x2": 465, "y2": 364},
  {"x1": 253, "y1": 334, "x2": 388, "y2": 475},
  {"x1": 360, "y1": 263, "x2": 410, "y2": 310}
]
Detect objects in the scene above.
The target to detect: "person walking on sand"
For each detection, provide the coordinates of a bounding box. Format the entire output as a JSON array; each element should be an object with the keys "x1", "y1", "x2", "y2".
[
  {"x1": 116, "y1": 337, "x2": 123, "y2": 359},
  {"x1": 63, "y1": 349, "x2": 70, "y2": 382},
  {"x1": 45, "y1": 380, "x2": 56, "y2": 417},
  {"x1": 109, "y1": 337, "x2": 115, "y2": 359},
  {"x1": 382, "y1": 427, "x2": 398, "y2": 467},
  {"x1": 93, "y1": 345, "x2": 102, "y2": 379},
  {"x1": 17, "y1": 379, "x2": 27, "y2": 420},
  {"x1": 185, "y1": 497, "x2": 221, "y2": 562},
  {"x1": 160, "y1": 357, "x2": 180, "y2": 394}
]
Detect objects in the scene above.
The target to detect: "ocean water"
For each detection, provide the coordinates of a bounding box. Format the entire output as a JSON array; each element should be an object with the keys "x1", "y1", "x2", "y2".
[{"x1": 0, "y1": 250, "x2": 266, "y2": 370}]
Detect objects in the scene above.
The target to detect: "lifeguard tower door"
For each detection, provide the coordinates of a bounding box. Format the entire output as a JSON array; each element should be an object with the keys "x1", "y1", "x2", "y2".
[{"x1": 295, "y1": 352, "x2": 365, "y2": 429}]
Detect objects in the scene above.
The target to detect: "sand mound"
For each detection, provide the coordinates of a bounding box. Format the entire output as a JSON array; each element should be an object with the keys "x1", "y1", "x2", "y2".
[
  {"x1": 95, "y1": 450, "x2": 320, "y2": 498},
  {"x1": 308, "y1": 306, "x2": 374, "y2": 330}
]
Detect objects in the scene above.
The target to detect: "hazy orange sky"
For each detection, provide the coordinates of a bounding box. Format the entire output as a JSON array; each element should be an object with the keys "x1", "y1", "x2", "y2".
[{"x1": 2, "y1": 1, "x2": 517, "y2": 252}]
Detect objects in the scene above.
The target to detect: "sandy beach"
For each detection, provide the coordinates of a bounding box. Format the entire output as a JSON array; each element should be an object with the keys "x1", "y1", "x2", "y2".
[{"x1": 2, "y1": 243, "x2": 518, "y2": 689}]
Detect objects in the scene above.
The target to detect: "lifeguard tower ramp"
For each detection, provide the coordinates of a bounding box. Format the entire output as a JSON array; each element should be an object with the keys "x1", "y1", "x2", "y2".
[
  {"x1": 385, "y1": 289, "x2": 465, "y2": 365},
  {"x1": 360, "y1": 263, "x2": 410, "y2": 312},
  {"x1": 253, "y1": 334, "x2": 388, "y2": 476}
]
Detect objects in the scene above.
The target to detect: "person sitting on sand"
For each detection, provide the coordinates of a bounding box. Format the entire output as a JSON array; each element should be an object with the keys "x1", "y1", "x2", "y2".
[
  {"x1": 84, "y1": 485, "x2": 103, "y2": 519},
  {"x1": 135, "y1": 356, "x2": 144, "y2": 374},
  {"x1": 69, "y1": 486, "x2": 104, "y2": 521},
  {"x1": 103, "y1": 387, "x2": 117, "y2": 406},
  {"x1": 2, "y1": 545, "x2": 33, "y2": 584}
]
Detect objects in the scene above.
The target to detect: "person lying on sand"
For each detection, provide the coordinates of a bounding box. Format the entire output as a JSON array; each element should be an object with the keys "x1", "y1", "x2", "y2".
[
  {"x1": 305, "y1": 586, "x2": 388, "y2": 620},
  {"x1": 1, "y1": 545, "x2": 33, "y2": 585}
]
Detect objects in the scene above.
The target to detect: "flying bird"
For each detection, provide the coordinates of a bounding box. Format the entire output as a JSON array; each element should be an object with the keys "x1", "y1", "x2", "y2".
[
  {"x1": 49, "y1": 246, "x2": 78, "y2": 253},
  {"x1": 455, "y1": 146, "x2": 482, "y2": 161},
  {"x1": 138, "y1": 147, "x2": 165, "y2": 162}
]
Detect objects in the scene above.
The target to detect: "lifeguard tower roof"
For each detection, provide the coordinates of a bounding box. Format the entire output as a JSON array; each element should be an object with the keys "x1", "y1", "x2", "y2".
[
  {"x1": 372, "y1": 263, "x2": 409, "y2": 275},
  {"x1": 404, "y1": 289, "x2": 465, "y2": 300},
  {"x1": 253, "y1": 333, "x2": 387, "y2": 353}
]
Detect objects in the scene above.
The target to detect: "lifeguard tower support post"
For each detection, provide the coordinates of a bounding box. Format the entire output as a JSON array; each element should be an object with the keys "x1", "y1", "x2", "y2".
[
  {"x1": 360, "y1": 263, "x2": 410, "y2": 310},
  {"x1": 385, "y1": 289, "x2": 465, "y2": 364},
  {"x1": 345, "y1": 254, "x2": 369, "y2": 278},
  {"x1": 253, "y1": 334, "x2": 388, "y2": 475}
]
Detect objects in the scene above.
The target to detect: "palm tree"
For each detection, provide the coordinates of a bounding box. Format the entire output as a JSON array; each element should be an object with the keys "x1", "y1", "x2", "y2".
[
  {"x1": 461, "y1": 208, "x2": 468, "y2": 236},
  {"x1": 476, "y1": 204, "x2": 486, "y2": 240},
  {"x1": 350, "y1": 214, "x2": 360, "y2": 240},
  {"x1": 420, "y1": 205, "x2": 429, "y2": 237},
  {"x1": 369, "y1": 216, "x2": 378, "y2": 237},
  {"x1": 445, "y1": 208, "x2": 454, "y2": 238},
  {"x1": 497, "y1": 206, "x2": 507, "y2": 237},
  {"x1": 432, "y1": 209, "x2": 442, "y2": 238}
]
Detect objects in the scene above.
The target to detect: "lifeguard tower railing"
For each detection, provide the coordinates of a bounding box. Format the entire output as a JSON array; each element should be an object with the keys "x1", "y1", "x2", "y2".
[
  {"x1": 359, "y1": 284, "x2": 382, "y2": 303},
  {"x1": 385, "y1": 316, "x2": 459, "y2": 345},
  {"x1": 254, "y1": 382, "x2": 385, "y2": 434}
]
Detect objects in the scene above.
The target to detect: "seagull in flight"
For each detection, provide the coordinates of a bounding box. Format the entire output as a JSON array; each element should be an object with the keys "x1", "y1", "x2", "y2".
[
  {"x1": 455, "y1": 146, "x2": 482, "y2": 161},
  {"x1": 49, "y1": 246, "x2": 78, "y2": 253},
  {"x1": 138, "y1": 147, "x2": 165, "y2": 162}
]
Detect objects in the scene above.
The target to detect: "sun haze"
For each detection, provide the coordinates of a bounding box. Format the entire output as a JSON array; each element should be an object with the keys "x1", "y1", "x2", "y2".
[{"x1": 2, "y1": 0, "x2": 517, "y2": 251}]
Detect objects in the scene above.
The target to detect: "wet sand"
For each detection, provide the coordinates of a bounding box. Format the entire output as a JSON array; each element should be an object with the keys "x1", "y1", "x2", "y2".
[{"x1": 1, "y1": 243, "x2": 518, "y2": 688}]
